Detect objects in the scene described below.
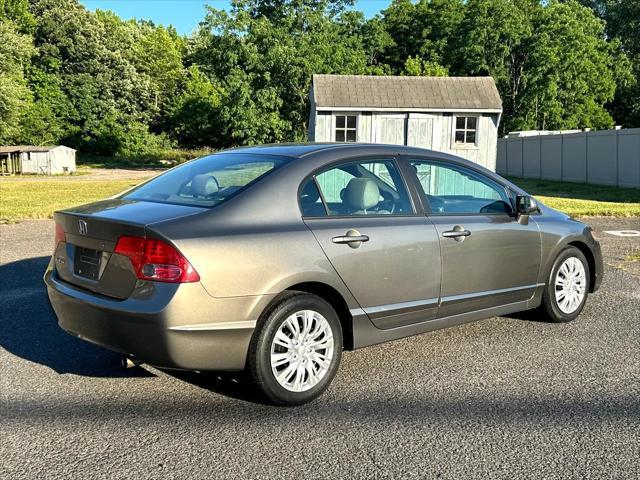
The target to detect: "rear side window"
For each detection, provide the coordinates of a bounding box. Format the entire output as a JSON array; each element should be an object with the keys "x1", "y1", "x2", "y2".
[
  {"x1": 300, "y1": 179, "x2": 327, "y2": 217},
  {"x1": 123, "y1": 153, "x2": 291, "y2": 207},
  {"x1": 300, "y1": 159, "x2": 413, "y2": 217}
]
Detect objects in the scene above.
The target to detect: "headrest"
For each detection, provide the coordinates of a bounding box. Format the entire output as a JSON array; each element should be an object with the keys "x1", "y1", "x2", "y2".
[
  {"x1": 344, "y1": 178, "x2": 379, "y2": 211},
  {"x1": 191, "y1": 174, "x2": 219, "y2": 197},
  {"x1": 300, "y1": 180, "x2": 320, "y2": 204}
]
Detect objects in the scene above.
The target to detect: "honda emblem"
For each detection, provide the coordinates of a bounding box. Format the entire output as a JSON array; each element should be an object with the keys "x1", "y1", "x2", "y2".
[{"x1": 78, "y1": 219, "x2": 88, "y2": 235}]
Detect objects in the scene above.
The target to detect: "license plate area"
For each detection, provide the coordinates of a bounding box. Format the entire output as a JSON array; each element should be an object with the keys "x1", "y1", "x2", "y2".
[{"x1": 74, "y1": 246, "x2": 102, "y2": 281}]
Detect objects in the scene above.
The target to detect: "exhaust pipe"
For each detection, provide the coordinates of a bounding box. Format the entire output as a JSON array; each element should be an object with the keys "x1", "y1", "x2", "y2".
[{"x1": 121, "y1": 355, "x2": 142, "y2": 369}]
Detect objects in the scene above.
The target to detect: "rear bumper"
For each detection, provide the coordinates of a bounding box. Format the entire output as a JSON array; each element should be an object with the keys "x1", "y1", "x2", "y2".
[{"x1": 45, "y1": 265, "x2": 274, "y2": 371}]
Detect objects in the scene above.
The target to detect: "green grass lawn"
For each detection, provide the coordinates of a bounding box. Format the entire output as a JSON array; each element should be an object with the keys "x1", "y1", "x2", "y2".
[
  {"x1": 0, "y1": 180, "x2": 140, "y2": 221},
  {"x1": 506, "y1": 177, "x2": 640, "y2": 217}
]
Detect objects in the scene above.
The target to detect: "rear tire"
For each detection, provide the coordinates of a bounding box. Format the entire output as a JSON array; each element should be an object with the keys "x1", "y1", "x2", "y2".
[
  {"x1": 540, "y1": 246, "x2": 590, "y2": 323},
  {"x1": 247, "y1": 292, "x2": 342, "y2": 406}
]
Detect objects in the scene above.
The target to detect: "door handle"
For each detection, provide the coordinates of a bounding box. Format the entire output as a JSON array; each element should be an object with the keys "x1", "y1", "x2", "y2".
[
  {"x1": 442, "y1": 226, "x2": 471, "y2": 242},
  {"x1": 332, "y1": 229, "x2": 369, "y2": 249}
]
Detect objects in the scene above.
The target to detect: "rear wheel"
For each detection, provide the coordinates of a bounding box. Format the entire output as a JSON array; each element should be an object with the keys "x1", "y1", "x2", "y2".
[
  {"x1": 248, "y1": 292, "x2": 342, "y2": 406},
  {"x1": 541, "y1": 246, "x2": 590, "y2": 323}
]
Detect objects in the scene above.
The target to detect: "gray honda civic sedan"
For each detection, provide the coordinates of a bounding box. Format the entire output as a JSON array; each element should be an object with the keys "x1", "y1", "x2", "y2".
[{"x1": 46, "y1": 144, "x2": 603, "y2": 405}]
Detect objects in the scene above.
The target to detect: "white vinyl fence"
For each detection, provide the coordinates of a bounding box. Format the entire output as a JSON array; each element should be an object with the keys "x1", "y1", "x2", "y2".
[{"x1": 496, "y1": 128, "x2": 640, "y2": 188}]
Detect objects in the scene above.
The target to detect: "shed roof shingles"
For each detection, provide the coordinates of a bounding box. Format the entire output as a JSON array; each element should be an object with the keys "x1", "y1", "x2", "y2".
[
  {"x1": 313, "y1": 74, "x2": 502, "y2": 111},
  {"x1": 0, "y1": 145, "x2": 73, "y2": 154}
]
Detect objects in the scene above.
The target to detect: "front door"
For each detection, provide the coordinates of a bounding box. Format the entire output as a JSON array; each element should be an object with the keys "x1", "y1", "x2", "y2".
[
  {"x1": 301, "y1": 157, "x2": 441, "y2": 329},
  {"x1": 407, "y1": 159, "x2": 542, "y2": 317}
]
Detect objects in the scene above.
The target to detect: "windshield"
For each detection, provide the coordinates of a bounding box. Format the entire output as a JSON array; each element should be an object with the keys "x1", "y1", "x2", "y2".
[{"x1": 123, "y1": 153, "x2": 291, "y2": 207}]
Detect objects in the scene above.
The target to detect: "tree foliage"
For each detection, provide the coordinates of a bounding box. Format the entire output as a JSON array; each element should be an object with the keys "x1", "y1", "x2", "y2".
[
  {"x1": 575, "y1": 0, "x2": 640, "y2": 126},
  {"x1": 0, "y1": 20, "x2": 34, "y2": 142},
  {"x1": 0, "y1": 0, "x2": 636, "y2": 156}
]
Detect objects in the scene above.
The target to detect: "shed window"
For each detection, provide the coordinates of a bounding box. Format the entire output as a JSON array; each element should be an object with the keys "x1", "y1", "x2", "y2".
[
  {"x1": 335, "y1": 115, "x2": 357, "y2": 142},
  {"x1": 454, "y1": 116, "x2": 478, "y2": 145}
]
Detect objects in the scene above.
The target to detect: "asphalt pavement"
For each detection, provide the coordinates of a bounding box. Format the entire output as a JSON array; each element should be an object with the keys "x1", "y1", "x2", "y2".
[{"x1": 1, "y1": 218, "x2": 639, "y2": 479}]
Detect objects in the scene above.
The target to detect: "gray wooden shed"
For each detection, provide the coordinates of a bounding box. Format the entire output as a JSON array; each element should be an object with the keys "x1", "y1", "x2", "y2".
[
  {"x1": 0, "y1": 145, "x2": 76, "y2": 175},
  {"x1": 309, "y1": 74, "x2": 503, "y2": 171}
]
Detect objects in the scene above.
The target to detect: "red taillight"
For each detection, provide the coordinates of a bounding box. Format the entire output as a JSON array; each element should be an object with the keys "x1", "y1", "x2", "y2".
[
  {"x1": 114, "y1": 235, "x2": 200, "y2": 283},
  {"x1": 54, "y1": 222, "x2": 65, "y2": 250}
]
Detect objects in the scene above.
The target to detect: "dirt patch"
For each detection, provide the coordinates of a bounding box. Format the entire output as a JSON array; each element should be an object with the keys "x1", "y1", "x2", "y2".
[{"x1": 0, "y1": 167, "x2": 162, "y2": 183}]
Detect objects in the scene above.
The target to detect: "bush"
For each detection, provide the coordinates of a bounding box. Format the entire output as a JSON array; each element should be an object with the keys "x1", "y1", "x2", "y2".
[{"x1": 78, "y1": 147, "x2": 213, "y2": 168}]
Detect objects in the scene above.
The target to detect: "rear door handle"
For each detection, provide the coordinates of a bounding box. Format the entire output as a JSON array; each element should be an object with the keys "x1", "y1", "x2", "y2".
[
  {"x1": 442, "y1": 230, "x2": 471, "y2": 238},
  {"x1": 333, "y1": 235, "x2": 369, "y2": 243},
  {"x1": 442, "y1": 226, "x2": 471, "y2": 242},
  {"x1": 332, "y1": 230, "x2": 369, "y2": 249}
]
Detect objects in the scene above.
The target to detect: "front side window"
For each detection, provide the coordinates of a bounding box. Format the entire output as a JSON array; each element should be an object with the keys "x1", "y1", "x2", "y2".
[
  {"x1": 123, "y1": 153, "x2": 290, "y2": 207},
  {"x1": 300, "y1": 159, "x2": 413, "y2": 217},
  {"x1": 454, "y1": 116, "x2": 478, "y2": 145},
  {"x1": 335, "y1": 115, "x2": 357, "y2": 142},
  {"x1": 410, "y1": 160, "x2": 512, "y2": 215}
]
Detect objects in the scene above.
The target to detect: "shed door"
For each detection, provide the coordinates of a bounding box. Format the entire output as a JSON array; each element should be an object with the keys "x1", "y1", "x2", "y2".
[
  {"x1": 407, "y1": 114, "x2": 435, "y2": 149},
  {"x1": 375, "y1": 115, "x2": 406, "y2": 145}
]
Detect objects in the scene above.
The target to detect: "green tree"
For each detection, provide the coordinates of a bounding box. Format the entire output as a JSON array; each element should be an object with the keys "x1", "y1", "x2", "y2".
[
  {"x1": 188, "y1": 0, "x2": 370, "y2": 145},
  {"x1": 0, "y1": 20, "x2": 34, "y2": 143},
  {"x1": 453, "y1": 0, "x2": 537, "y2": 132},
  {"x1": 18, "y1": 68, "x2": 68, "y2": 145},
  {"x1": 514, "y1": 0, "x2": 622, "y2": 130},
  {"x1": 380, "y1": 0, "x2": 465, "y2": 72},
  {"x1": 574, "y1": 0, "x2": 640, "y2": 127},
  {"x1": 165, "y1": 66, "x2": 223, "y2": 147},
  {"x1": 133, "y1": 23, "x2": 184, "y2": 108},
  {"x1": 1, "y1": 0, "x2": 635, "y2": 155},
  {"x1": 28, "y1": 0, "x2": 158, "y2": 154},
  {"x1": 0, "y1": 0, "x2": 35, "y2": 32},
  {"x1": 403, "y1": 56, "x2": 448, "y2": 76}
]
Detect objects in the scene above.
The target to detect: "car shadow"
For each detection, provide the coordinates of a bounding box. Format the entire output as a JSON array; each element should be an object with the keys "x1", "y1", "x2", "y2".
[
  {"x1": 500, "y1": 308, "x2": 554, "y2": 323},
  {"x1": 0, "y1": 256, "x2": 153, "y2": 377},
  {"x1": 164, "y1": 370, "x2": 272, "y2": 405},
  {"x1": 0, "y1": 255, "x2": 561, "y2": 403}
]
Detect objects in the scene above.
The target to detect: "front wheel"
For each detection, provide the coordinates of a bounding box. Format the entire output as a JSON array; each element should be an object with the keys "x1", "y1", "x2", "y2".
[
  {"x1": 540, "y1": 246, "x2": 590, "y2": 323},
  {"x1": 247, "y1": 292, "x2": 342, "y2": 406}
]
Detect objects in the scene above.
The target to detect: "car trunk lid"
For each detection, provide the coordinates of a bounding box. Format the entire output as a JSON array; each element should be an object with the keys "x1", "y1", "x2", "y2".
[{"x1": 53, "y1": 199, "x2": 206, "y2": 299}]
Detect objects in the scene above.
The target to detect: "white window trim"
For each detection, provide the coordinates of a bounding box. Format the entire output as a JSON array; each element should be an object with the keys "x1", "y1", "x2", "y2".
[
  {"x1": 332, "y1": 112, "x2": 360, "y2": 143},
  {"x1": 451, "y1": 115, "x2": 480, "y2": 150}
]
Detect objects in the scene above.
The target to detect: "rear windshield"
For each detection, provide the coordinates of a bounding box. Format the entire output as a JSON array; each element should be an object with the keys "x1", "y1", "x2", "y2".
[{"x1": 122, "y1": 153, "x2": 291, "y2": 207}]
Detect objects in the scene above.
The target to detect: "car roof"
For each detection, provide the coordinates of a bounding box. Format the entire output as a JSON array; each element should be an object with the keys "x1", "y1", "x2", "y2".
[
  {"x1": 220, "y1": 142, "x2": 456, "y2": 159},
  {"x1": 213, "y1": 143, "x2": 526, "y2": 194},
  {"x1": 220, "y1": 143, "x2": 339, "y2": 157}
]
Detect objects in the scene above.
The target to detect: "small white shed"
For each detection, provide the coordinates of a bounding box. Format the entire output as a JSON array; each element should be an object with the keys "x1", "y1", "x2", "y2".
[
  {"x1": 0, "y1": 145, "x2": 76, "y2": 175},
  {"x1": 309, "y1": 74, "x2": 503, "y2": 171}
]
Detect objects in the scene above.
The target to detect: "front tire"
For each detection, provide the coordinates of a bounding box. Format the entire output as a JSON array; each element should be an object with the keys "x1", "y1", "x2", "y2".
[
  {"x1": 247, "y1": 292, "x2": 342, "y2": 406},
  {"x1": 541, "y1": 246, "x2": 590, "y2": 323}
]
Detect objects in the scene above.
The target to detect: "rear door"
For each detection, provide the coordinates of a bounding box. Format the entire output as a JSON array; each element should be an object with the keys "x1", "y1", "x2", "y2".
[
  {"x1": 301, "y1": 157, "x2": 441, "y2": 329},
  {"x1": 406, "y1": 159, "x2": 542, "y2": 317}
]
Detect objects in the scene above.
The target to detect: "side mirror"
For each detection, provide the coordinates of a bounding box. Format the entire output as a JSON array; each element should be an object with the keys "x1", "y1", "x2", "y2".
[{"x1": 516, "y1": 195, "x2": 538, "y2": 215}]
